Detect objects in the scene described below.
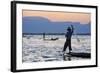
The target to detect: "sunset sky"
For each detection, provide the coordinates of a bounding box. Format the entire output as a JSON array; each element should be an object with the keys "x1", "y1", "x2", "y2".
[{"x1": 23, "y1": 10, "x2": 91, "y2": 24}]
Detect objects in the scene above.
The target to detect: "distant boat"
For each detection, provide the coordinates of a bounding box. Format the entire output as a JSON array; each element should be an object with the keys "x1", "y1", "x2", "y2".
[
  {"x1": 50, "y1": 38, "x2": 59, "y2": 41},
  {"x1": 44, "y1": 38, "x2": 59, "y2": 41}
]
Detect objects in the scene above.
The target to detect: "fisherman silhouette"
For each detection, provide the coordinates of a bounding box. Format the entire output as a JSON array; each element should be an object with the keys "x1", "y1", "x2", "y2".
[{"x1": 63, "y1": 25, "x2": 74, "y2": 54}]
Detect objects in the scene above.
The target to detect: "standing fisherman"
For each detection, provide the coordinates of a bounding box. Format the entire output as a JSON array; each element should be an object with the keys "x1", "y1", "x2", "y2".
[
  {"x1": 43, "y1": 33, "x2": 45, "y2": 40},
  {"x1": 63, "y1": 25, "x2": 74, "y2": 54}
]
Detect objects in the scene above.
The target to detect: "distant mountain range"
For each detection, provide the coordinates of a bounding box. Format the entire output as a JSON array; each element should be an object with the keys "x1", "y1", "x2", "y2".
[{"x1": 22, "y1": 16, "x2": 91, "y2": 34}]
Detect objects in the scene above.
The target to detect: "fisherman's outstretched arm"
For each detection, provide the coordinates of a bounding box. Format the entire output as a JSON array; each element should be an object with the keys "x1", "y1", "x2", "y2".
[{"x1": 71, "y1": 25, "x2": 74, "y2": 33}]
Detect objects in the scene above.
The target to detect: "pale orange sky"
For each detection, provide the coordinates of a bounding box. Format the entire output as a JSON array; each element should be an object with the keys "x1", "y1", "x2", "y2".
[{"x1": 23, "y1": 10, "x2": 91, "y2": 24}]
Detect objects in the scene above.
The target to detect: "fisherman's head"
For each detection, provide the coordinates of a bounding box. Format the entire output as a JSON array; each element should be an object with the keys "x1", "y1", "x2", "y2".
[{"x1": 67, "y1": 27, "x2": 71, "y2": 31}]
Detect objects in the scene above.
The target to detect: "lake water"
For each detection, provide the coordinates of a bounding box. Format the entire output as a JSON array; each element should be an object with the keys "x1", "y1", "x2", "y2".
[{"x1": 22, "y1": 35, "x2": 91, "y2": 63}]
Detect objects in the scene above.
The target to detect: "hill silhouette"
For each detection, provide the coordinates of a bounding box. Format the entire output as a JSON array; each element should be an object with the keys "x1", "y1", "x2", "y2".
[{"x1": 23, "y1": 16, "x2": 91, "y2": 34}]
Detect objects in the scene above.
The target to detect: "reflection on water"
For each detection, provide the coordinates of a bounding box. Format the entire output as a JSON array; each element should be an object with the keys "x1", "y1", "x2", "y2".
[{"x1": 63, "y1": 54, "x2": 71, "y2": 61}]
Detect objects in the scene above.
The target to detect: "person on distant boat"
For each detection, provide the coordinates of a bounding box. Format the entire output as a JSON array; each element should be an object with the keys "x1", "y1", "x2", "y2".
[
  {"x1": 63, "y1": 25, "x2": 74, "y2": 54},
  {"x1": 43, "y1": 33, "x2": 45, "y2": 40}
]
